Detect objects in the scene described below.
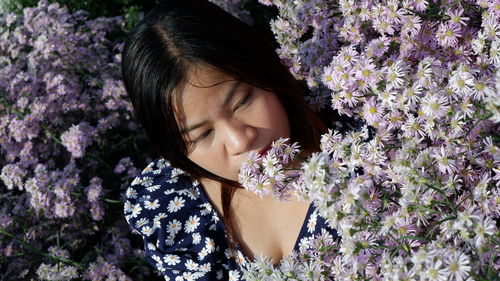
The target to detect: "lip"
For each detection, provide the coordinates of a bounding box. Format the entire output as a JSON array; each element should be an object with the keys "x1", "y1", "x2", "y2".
[{"x1": 258, "y1": 144, "x2": 272, "y2": 157}]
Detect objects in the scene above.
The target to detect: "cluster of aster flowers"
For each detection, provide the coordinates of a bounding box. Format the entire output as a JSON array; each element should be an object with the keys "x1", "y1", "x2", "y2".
[
  {"x1": 0, "y1": 1, "x2": 155, "y2": 280},
  {"x1": 240, "y1": 0, "x2": 500, "y2": 280},
  {"x1": 241, "y1": 229, "x2": 340, "y2": 280},
  {"x1": 238, "y1": 138, "x2": 301, "y2": 199}
]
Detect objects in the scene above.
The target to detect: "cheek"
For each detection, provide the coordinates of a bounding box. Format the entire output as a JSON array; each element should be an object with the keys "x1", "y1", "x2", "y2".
[{"x1": 258, "y1": 93, "x2": 290, "y2": 134}]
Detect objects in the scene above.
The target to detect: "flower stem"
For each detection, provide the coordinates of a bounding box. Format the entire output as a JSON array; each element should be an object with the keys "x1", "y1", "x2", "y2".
[{"x1": 0, "y1": 229, "x2": 84, "y2": 270}]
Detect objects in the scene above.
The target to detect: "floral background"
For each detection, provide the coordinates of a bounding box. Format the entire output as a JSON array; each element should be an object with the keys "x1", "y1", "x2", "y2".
[{"x1": 0, "y1": 0, "x2": 498, "y2": 280}]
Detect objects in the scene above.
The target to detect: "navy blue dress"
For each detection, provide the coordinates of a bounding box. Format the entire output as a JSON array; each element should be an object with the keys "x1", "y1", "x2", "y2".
[{"x1": 124, "y1": 158, "x2": 338, "y2": 280}]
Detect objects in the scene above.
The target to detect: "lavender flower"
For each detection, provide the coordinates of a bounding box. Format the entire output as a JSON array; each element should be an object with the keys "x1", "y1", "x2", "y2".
[
  {"x1": 0, "y1": 163, "x2": 26, "y2": 190},
  {"x1": 239, "y1": 1, "x2": 500, "y2": 279},
  {"x1": 238, "y1": 138, "x2": 302, "y2": 199},
  {"x1": 0, "y1": 1, "x2": 151, "y2": 279},
  {"x1": 36, "y1": 262, "x2": 79, "y2": 281},
  {"x1": 60, "y1": 122, "x2": 96, "y2": 158}
]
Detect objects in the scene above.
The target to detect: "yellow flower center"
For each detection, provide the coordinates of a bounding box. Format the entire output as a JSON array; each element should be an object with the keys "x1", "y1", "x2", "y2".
[
  {"x1": 449, "y1": 262, "x2": 459, "y2": 272},
  {"x1": 475, "y1": 82, "x2": 485, "y2": 91},
  {"x1": 457, "y1": 79, "x2": 465, "y2": 88}
]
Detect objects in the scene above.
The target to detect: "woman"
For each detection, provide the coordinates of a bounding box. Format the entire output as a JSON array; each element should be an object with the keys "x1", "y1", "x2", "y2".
[{"x1": 121, "y1": 0, "x2": 339, "y2": 279}]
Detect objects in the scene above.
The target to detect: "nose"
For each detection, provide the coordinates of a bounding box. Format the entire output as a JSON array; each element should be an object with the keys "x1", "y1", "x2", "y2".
[{"x1": 222, "y1": 118, "x2": 257, "y2": 156}]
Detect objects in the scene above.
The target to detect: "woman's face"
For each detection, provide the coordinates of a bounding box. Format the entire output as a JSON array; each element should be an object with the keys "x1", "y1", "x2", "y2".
[{"x1": 177, "y1": 65, "x2": 290, "y2": 181}]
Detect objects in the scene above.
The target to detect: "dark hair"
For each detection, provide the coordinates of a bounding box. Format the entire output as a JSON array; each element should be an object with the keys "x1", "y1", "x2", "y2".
[{"x1": 121, "y1": 0, "x2": 325, "y2": 258}]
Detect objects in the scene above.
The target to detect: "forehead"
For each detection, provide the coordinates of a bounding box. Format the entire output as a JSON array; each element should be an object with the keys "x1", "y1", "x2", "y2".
[
  {"x1": 175, "y1": 65, "x2": 236, "y2": 123},
  {"x1": 184, "y1": 64, "x2": 233, "y2": 90}
]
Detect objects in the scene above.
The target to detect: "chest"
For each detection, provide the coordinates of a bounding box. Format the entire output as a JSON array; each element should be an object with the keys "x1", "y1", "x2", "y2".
[
  {"x1": 231, "y1": 194, "x2": 311, "y2": 265},
  {"x1": 200, "y1": 181, "x2": 311, "y2": 265}
]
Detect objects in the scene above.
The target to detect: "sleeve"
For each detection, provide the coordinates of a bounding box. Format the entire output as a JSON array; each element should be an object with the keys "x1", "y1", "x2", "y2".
[{"x1": 124, "y1": 158, "x2": 228, "y2": 280}]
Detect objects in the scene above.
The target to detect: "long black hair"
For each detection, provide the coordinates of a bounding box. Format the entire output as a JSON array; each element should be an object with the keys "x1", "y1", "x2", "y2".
[{"x1": 121, "y1": 0, "x2": 325, "y2": 258}]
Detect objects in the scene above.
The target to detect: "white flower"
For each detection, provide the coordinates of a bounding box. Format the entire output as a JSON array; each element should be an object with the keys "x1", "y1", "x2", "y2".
[
  {"x1": 125, "y1": 187, "x2": 138, "y2": 199},
  {"x1": 379, "y1": 215, "x2": 396, "y2": 235},
  {"x1": 302, "y1": 153, "x2": 327, "y2": 188},
  {"x1": 146, "y1": 184, "x2": 161, "y2": 192},
  {"x1": 147, "y1": 243, "x2": 156, "y2": 250},
  {"x1": 298, "y1": 236, "x2": 313, "y2": 253},
  {"x1": 167, "y1": 219, "x2": 182, "y2": 235},
  {"x1": 454, "y1": 209, "x2": 477, "y2": 230},
  {"x1": 262, "y1": 154, "x2": 280, "y2": 177},
  {"x1": 144, "y1": 199, "x2": 160, "y2": 210},
  {"x1": 140, "y1": 176, "x2": 153, "y2": 187},
  {"x1": 474, "y1": 215, "x2": 496, "y2": 247},
  {"x1": 248, "y1": 175, "x2": 271, "y2": 198},
  {"x1": 377, "y1": 89, "x2": 396, "y2": 108},
  {"x1": 151, "y1": 254, "x2": 162, "y2": 264},
  {"x1": 472, "y1": 31, "x2": 487, "y2": 54},
  {"x1": 163, "y1": 254, "x2": 181, "y2": 266},
  {"x1": 167, "y1": 168, "x2": 184, "y2": 184},
  {"x1": 185, "y1": 259, "x2": 198, "y2": 270},
  {"x1": 198, "y1": 248, "x2": 208, "y2": 260},
  {"x1": 123, "y1": 201, "x2": 133, "y2": 213},
  {"x1": 154, "y1": 212, "x2": 168, "y2": 222},
  {"x1": 385, "y1": 60, "x2": 406, "y2": 89},
  {"x1": 238, "y1": 169, "x2": 253, "y2": 188},
  {"x1": 181, "y1": 271, "x2": 199, "y2": 281},
  {"x1": 403, "y1": 84, "x2": 422, "y2": 105},
  {"x1": 473, "y1": 175, "x2": 491, "y2": 203},
  {"x1": 167, "y1": 196, "x2": 185, "y2": 213},
  {"x1": 199, "y1": 203, "x2": 212, "y2": 216},
  {"x1": 184, "y1": 215, "x2": 200, "y2": 233},
  {"x1": 165, "y1": 235, "x2": 175, "y2": 246},
  {"x1": 199, "y1": 262, "x2": 211, "y2": 272},
  {"x1": 432, "y1": 146, "x2": 457, "y2": 174},
  {"x1": 141, "y1": 225, "x2": 155, "y2": 236},
  {"x1": 307, "y1": 211, "x2": 317, "y2": 233},
  {"x1": 423, "y1": 260, "x2": 449, "y2": 281},
  {"x1": 444, "y1": 251, "x2": 471, "y2": 281},
  {"x1": 449, "y1": 69, "x2": 474, "y2": 97},
  {"x1": 228, "y1": 270, "x2": 241, "y2": 281},
  {"x1": 135, "y1": 218, "x2": 149, "y2": 228},
  {"x1": 411, "y1": 248, "x2": 428, "y2": 270},
  {"x1": 130, "y1": 204, "x2": 142, "y2": 218},
  {"x1": 421, "y1": 94, "x2": 449, "y2": 119},
  {"x1": 340, "y1": 182, "x2": 361, "y2": 212},
  {"x1": 192, "y1": 233, "x2": 201, "y2": 245},
  {"x1": 205, "y1": 237, "x2": 215, "y2": 253}
]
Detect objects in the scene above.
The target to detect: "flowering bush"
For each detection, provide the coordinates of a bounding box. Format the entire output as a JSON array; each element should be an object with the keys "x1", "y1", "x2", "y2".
[
  {"x1": 238, "y1": 0, "x2": 500, "y2": 280},
  {"x1": 0, "y1": 1, "x2": 159, "y2": 280}
]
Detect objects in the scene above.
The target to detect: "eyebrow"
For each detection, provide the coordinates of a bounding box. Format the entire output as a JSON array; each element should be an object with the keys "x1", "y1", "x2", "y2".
[{"x1": 182, "y1": 81, "x2": 242, "y2": 134}]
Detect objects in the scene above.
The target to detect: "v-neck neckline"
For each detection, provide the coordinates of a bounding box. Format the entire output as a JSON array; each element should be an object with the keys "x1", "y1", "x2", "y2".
[{"x1": 195, "y1": 181, "x2": 314, "y2": 266}]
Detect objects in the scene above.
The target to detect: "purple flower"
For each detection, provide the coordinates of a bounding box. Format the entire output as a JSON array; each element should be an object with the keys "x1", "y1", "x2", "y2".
[
  {"x1": 114, "y1": 157, "x2": 137, "y2": 175},
  {"x1": 0, "y1": 164, "x2": 26, "y2": 190},
  {"x1": 60, "y1": 122, "x2": 96, "y2": 158},
  {"x1": 86, "y1": 177, "x2": 103, "y2": 203}
]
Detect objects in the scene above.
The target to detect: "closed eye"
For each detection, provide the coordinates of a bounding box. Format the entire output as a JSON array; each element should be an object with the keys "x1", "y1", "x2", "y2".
[
  {"x1": 234, "y1": 92, "x2": 253, "y2": 112},
  {"x1": 192, "y1": 129, "x2": 212, "y2": 144}
]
